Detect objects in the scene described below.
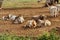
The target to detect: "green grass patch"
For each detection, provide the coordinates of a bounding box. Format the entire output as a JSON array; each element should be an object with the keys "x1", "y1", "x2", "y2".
[{"x1": 0, "y1": 30, "x2": 60, "y2": 40}]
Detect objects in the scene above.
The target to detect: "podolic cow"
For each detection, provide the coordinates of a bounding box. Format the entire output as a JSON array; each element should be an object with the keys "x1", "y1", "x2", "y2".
[
  {"x1": 32, "y1": 15, "x2": 47, "y2": 22},
  {"x1": 24, "y1": 19, "x2": 37, "y2": 28},
  {"x1": 8, "y1": 14, "x2": 25, "y2": 24},
  {"x1": 44, "y1": 0, "x2": 54, "y2": 7},
  {"x1": 14, "y1": 16, "x2": 25, "y2": 24},
  {"x1": 49, "y1": 5, "x2": 58, "y2": 17}
]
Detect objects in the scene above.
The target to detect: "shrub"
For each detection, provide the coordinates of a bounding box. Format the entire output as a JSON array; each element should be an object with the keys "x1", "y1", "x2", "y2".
[
  {"x1": 38, "y1": 31, "x2": 60, "y2": 40},
  {"x1": 0, "y1": 31, "x2": 60, "y2": 40}
]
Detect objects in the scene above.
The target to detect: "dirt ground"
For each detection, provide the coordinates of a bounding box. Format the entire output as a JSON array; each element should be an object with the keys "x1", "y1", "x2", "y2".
[{"x1": 0, "y1": 7, "x2": 60, "y2": 37}]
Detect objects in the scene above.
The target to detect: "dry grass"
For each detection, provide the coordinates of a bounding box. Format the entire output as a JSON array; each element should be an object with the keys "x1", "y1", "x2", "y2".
[
  {"x1": 0, "y1": 8, "x2": 60, "y2": 36},
  {"x1": 1, "y1": 0, "x2": 46, "y2": 8},
  {"x1": 0, "y1": 0, "x2": 60, "y2": 37}
]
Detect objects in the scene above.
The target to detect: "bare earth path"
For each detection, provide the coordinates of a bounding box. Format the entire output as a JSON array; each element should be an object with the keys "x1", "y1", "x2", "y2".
[{"x1": 0, "y1": 8, "x2": 60, "y2": 37}]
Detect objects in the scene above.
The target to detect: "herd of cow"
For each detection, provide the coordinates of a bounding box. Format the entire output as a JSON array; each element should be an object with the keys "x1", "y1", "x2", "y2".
[{"x1": 0, "y1": 4, "x2": 60, "y2": 28}]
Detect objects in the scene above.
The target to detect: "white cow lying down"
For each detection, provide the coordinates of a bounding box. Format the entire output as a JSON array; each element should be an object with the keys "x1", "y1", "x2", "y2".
[
  {"x1": 24, "y1": 20, "x2": 37, "y2": 28},
  {"x1": 38, "y1": 19, "x2": 51, "y2": 26},
  {"x1": 1, "y1": 14, "x2": 25, "y2": 24},
  {"x1": 49, "y1": 6, "x2": 58, "y2": 17},
  {"x1": 13, "y1": 16, "x2": 25, "y2": 24},
  {"x1": 1, "y1": 14, "x2": 16, "y2": 21},
  {"x1": 4, "y1": 14, "x2": 25, "y2": 24}
]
